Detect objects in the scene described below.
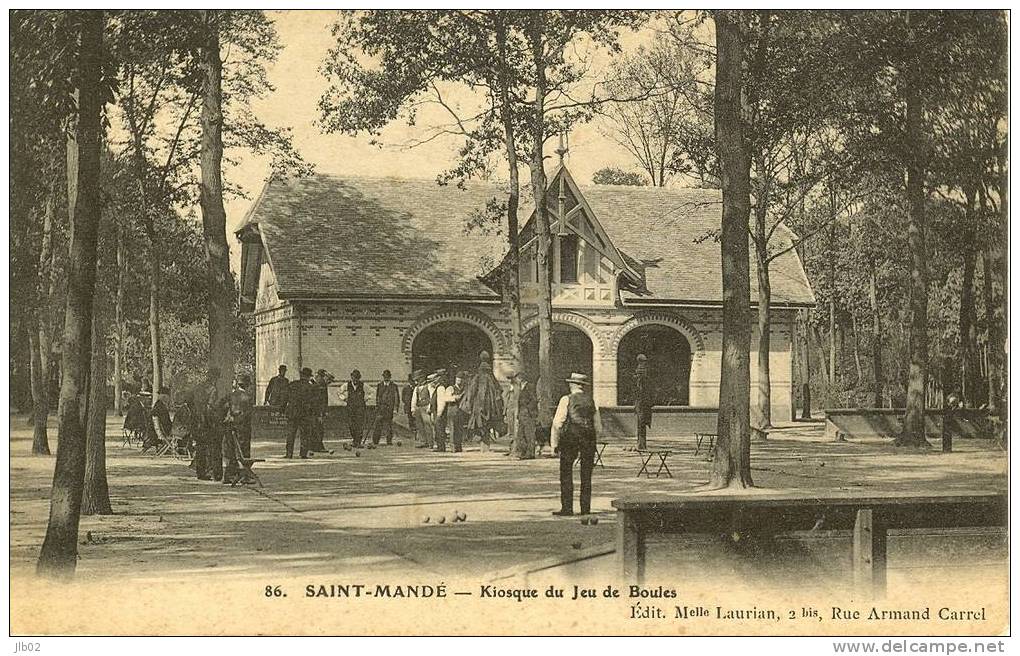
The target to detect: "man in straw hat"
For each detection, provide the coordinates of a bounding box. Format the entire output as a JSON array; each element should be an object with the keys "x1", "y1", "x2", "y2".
[{"x1": 550, "y1": 373, "x2": 602, "y2": 516}]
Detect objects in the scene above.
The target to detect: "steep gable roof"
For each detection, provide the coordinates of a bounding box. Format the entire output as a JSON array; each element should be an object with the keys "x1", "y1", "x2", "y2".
[{"x1": 238, "y1": 173, "x2": 814, "y2": 306}]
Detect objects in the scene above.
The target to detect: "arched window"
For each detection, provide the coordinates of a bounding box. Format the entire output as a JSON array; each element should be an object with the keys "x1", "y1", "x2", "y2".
[
  {"x1": 616, "y1": 325, "x2": 691, "y2": 406},
  {"x1": 523, "y1": 323, "x2": 594, "y2": 401},
  {"x1": 412, "y1": 321, "x2": 493, "y2": 377}
]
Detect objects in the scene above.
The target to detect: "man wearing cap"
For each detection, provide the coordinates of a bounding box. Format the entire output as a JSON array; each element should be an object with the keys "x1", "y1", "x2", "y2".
[
  {"x1": 283, "y1": 367, "x2": 316, "y2": 458},
  {"x1": 550, "y1": 373, "x2": 602, "y2": 516},
  {"x1": 346, "y1": 369, "x2": 367, "y2": 448},
  {"x1": 634, "y1": 353, "x2": 652, "y2": 450},
  {"x1": 372, "y1": 369, "x2": 399, "y2": 446}
]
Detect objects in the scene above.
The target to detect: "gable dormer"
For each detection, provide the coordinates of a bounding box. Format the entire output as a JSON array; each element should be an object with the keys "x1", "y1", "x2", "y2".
[{"x1": 516, "y1": 165, "x2": 641, "y2": 308}]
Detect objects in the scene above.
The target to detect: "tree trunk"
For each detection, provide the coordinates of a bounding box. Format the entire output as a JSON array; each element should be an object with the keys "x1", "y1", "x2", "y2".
[
  {"x1": 527, "y1": 13, "x2": 555, "y2": 430},
  {"x1": 147, "y1": 246, "x2": 163, "y2": 393},
  {"x1": 896, "y1": 45, "x2": 930, "y2": 448},
  {"x1": 869, "y1": 266, "x2": 883, "y2": 407},
  {"x1": 958, "y1": 225, "x2": 976, "y2": 407},
  {"x1": 497, "y1": 18, "x2": 531, "y2": 460},
  {"x1": 800, "y1": 309, "x2": 812, "y2": 419},
  {"x1": 31, "y1": 187, "x2": 56, "y2": 455},
  {"x1": 980, "y1": 247, "x2": 998, "y2": 412},
  {"x1": 82, "y1": 313, "x2": 112, "y2": 515},
  {"x1": 200, "y1": 11, "x2": 235, "y2": 397},
  {"x1": 37, "y1": 11, "x2": 104, "y2": 579},
  {"x1": 113, "y1": 222, "x2": 125, "y2": 414},
  {"x1": 709, "y1": 10, "x2": 753, "y2": 489},
  {"x1": 30, "y1": 329, "x2": 51, "y2": 455},
  {"x1": 754, "y1": 244, "x2": 772, "y2": 429},
  {"x1": 851, "y1": 311, "x2": 864, "y2": 384}
]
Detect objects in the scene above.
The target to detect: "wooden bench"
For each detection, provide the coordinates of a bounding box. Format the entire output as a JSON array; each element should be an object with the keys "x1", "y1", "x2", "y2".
[{"x1": 612, "y1": 489, "x2": 1006, "y2": 597}]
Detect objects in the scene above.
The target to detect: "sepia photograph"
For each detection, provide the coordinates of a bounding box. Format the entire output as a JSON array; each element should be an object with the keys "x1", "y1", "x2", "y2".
[{"x1": 7, "y1": 7, "x2": 1011, "y2": 641}]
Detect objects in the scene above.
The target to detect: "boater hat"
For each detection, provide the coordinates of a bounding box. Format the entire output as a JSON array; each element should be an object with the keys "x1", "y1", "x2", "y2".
[{"x1": 564, "y1": 373, "x2": 591, "y2": 386}]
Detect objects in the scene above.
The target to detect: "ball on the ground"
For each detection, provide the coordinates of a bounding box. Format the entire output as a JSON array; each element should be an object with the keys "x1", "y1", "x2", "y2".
[
  {"x1": 355, "y1": 451, "x2": 361, "y2": 457},
  {"x1": 438, "y1": 516, "x2": 446, "y2": 524},
  {"x1": 571, "y1": 541, "x2": 582, "y2": 549},
  {"x1": 589, "y1": 517, "x2": 599, "y2": 525},
  {"x1": 580, "y1": 518, "x2": 590, "y2": 526},
  {"x1": 423, "y1": 516, "x2": 430, "y2": 523},
  {"x1": 396, "y1": 441, "x2": 402, "y2": 446},
  {"x1": 457, "y1": 512, "x2": 467, "y2": 522}
]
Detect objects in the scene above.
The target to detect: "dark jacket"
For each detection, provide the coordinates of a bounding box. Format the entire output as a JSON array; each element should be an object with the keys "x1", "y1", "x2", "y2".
[
  {"x1": 266, "y1": 374, "x2": 290, "y2": 407},
  {"x1": 283, "y1": 379, "x2": 316, "y2": 422},
  {"x1": 402, "y1": 384, "x2": 415, "y2": 417},
  {"x1": 346, "y1": 380, "x2": 366, "y2": 409},
  {"x1": 376, "y1": 381, "x2": 399, "y2": 414}
]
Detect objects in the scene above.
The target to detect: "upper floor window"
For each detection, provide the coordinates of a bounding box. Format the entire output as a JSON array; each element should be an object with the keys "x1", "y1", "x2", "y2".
[{"x1": 559, "y1": 234, "x2": 579, "y2": 283}]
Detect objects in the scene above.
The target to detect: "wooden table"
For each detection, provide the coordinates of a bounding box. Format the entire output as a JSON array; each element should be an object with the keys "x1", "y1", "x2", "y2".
[{"x1": 612, "y1": 489, "x2": 1007, "y2": 597}]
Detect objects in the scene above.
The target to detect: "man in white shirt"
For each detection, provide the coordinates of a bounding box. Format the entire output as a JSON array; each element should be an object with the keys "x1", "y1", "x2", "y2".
[{"x1": 550, "y1": 373, "x2": 602, "y2": 517}]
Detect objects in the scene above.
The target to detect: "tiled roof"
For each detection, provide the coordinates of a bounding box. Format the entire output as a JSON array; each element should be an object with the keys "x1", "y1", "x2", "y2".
[{"x1": 241, "y1": 174, "x2": 814, "y2": 306}]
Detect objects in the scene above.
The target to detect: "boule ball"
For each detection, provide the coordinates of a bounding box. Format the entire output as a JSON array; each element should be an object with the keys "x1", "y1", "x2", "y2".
[
  {"x1": 589, "y1": 517, "x2": 599, "y2": 525},
  {"x1": 423, "y1": 516, "x2": 431, "y2": 524},
  {"x1": 438, "y1": 516, "x2": 446, "y2": 524}
]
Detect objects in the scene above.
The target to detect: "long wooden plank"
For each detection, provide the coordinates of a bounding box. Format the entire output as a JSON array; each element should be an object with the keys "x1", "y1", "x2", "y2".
[{"x1": 611, "y1": 489, "x2": 1005, "y2": 511}]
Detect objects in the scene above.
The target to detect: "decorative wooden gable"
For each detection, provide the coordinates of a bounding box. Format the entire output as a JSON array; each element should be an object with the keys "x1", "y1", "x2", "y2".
[{"x1": 517, "y1": 166, "x2": 641, "y2": 308}]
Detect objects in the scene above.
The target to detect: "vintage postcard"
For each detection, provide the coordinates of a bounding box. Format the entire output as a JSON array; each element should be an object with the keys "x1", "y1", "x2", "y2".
[{"x1": 8, "y1": 8, "x2": 1010, "y2": 640}]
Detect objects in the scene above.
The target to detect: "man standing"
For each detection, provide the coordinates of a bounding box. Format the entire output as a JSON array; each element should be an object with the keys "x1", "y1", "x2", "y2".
[
  {"x1": 430, "y1": 369, "x2": 451, "y2": 452},
  {"x1": 346, "y1": 369, "x2": 367, "y2": 448},
  {"x1": 550, "y1": 373, "x2": 602, "y2": 517},
  {"x1": 197, "y1": 368, "x2": 226, "y2": 481},
  {"x1": 309, "y1": 369, "x2": 334, "y2": 454},
  {"x1": 372, "y1": 369, "x2": 399, "y2": 446},
  {"x1": 402, "y1": 372, "x2": 419, "y2": 436},
  {"x1": 410, "y1": 371, "x2": 432, "y2": 448},
  {"x1": 447, "y1": 371, "x2": 468, "y2": 453},
  {"x1": 224, "y1": 373, "x2": 254, "y2": 484},
  {"x1": 634, "y1": 353, "x2": 652, "y2": 450},
  {"x1": 265, "y1": 364, "x2": 289, "y2": 408},
  {"x1": 423, "y1": 371, "x2": 442, "y2": 451},
  {"x1": 283, "y1": 367, "x2": 315, "y2": 458}
]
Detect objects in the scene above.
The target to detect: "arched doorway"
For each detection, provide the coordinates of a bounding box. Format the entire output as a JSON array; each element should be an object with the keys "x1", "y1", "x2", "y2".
[
  {"x1": 412, "y1": 321, "x2": 493, "y2": 377},
  {"x1": 617, "y1": 325, "x2": 691, "y2": 406},
  {"x1": 523, "y1": 324, "x2": 594, "y2": 401}
]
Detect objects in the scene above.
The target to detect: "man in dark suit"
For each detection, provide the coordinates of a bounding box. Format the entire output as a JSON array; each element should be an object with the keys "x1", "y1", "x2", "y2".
[
  {"x1": 346, "y1": 369, "x2": 367, "y2": 448},
  {"x1": 372, "y1": 369, "x2": 399, "y2": 446},
  {"x1": 282, "y1": 367, "x2": 315, "y2": 458},
  {"x1": 265, "y1": 364, "x2": 289, "y2": 408}
]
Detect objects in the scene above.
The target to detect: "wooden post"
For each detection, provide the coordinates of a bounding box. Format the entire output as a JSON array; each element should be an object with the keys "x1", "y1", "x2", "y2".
[
  {"x1": 617, "y1": 510, "x2": 645, "y2": 584},
  {"x1": 852, "y1": 508, "x2": 887, "y2": 599}
]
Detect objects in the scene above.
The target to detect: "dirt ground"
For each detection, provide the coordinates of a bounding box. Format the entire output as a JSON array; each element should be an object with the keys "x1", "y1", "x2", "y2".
[{"x1": 9, "y1": 413, "x2": 1008, "y2": 635}]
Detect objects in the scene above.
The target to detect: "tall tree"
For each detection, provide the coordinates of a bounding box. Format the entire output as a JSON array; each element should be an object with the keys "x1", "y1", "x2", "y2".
[
  {"x1": 38, "y1": 10, "x2": 107, "y2": 577},
  {"x1": 199, "y1": 10, "x2": 235, "y2": 396},
  {"x1": 709, "y1": 10, "x2": 753, "y2": 489}
]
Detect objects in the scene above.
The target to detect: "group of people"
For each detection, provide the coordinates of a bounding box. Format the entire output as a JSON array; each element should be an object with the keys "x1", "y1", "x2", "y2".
[
  {"x1": 122, "y1": 369, "x2": 257, "y2": 485},
  {"x1": 405, "y1": 351, "x2": 511, "y2": 453},
  {"x1": 119, "y1": 350, "x2": 649, "y2": 517}
]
